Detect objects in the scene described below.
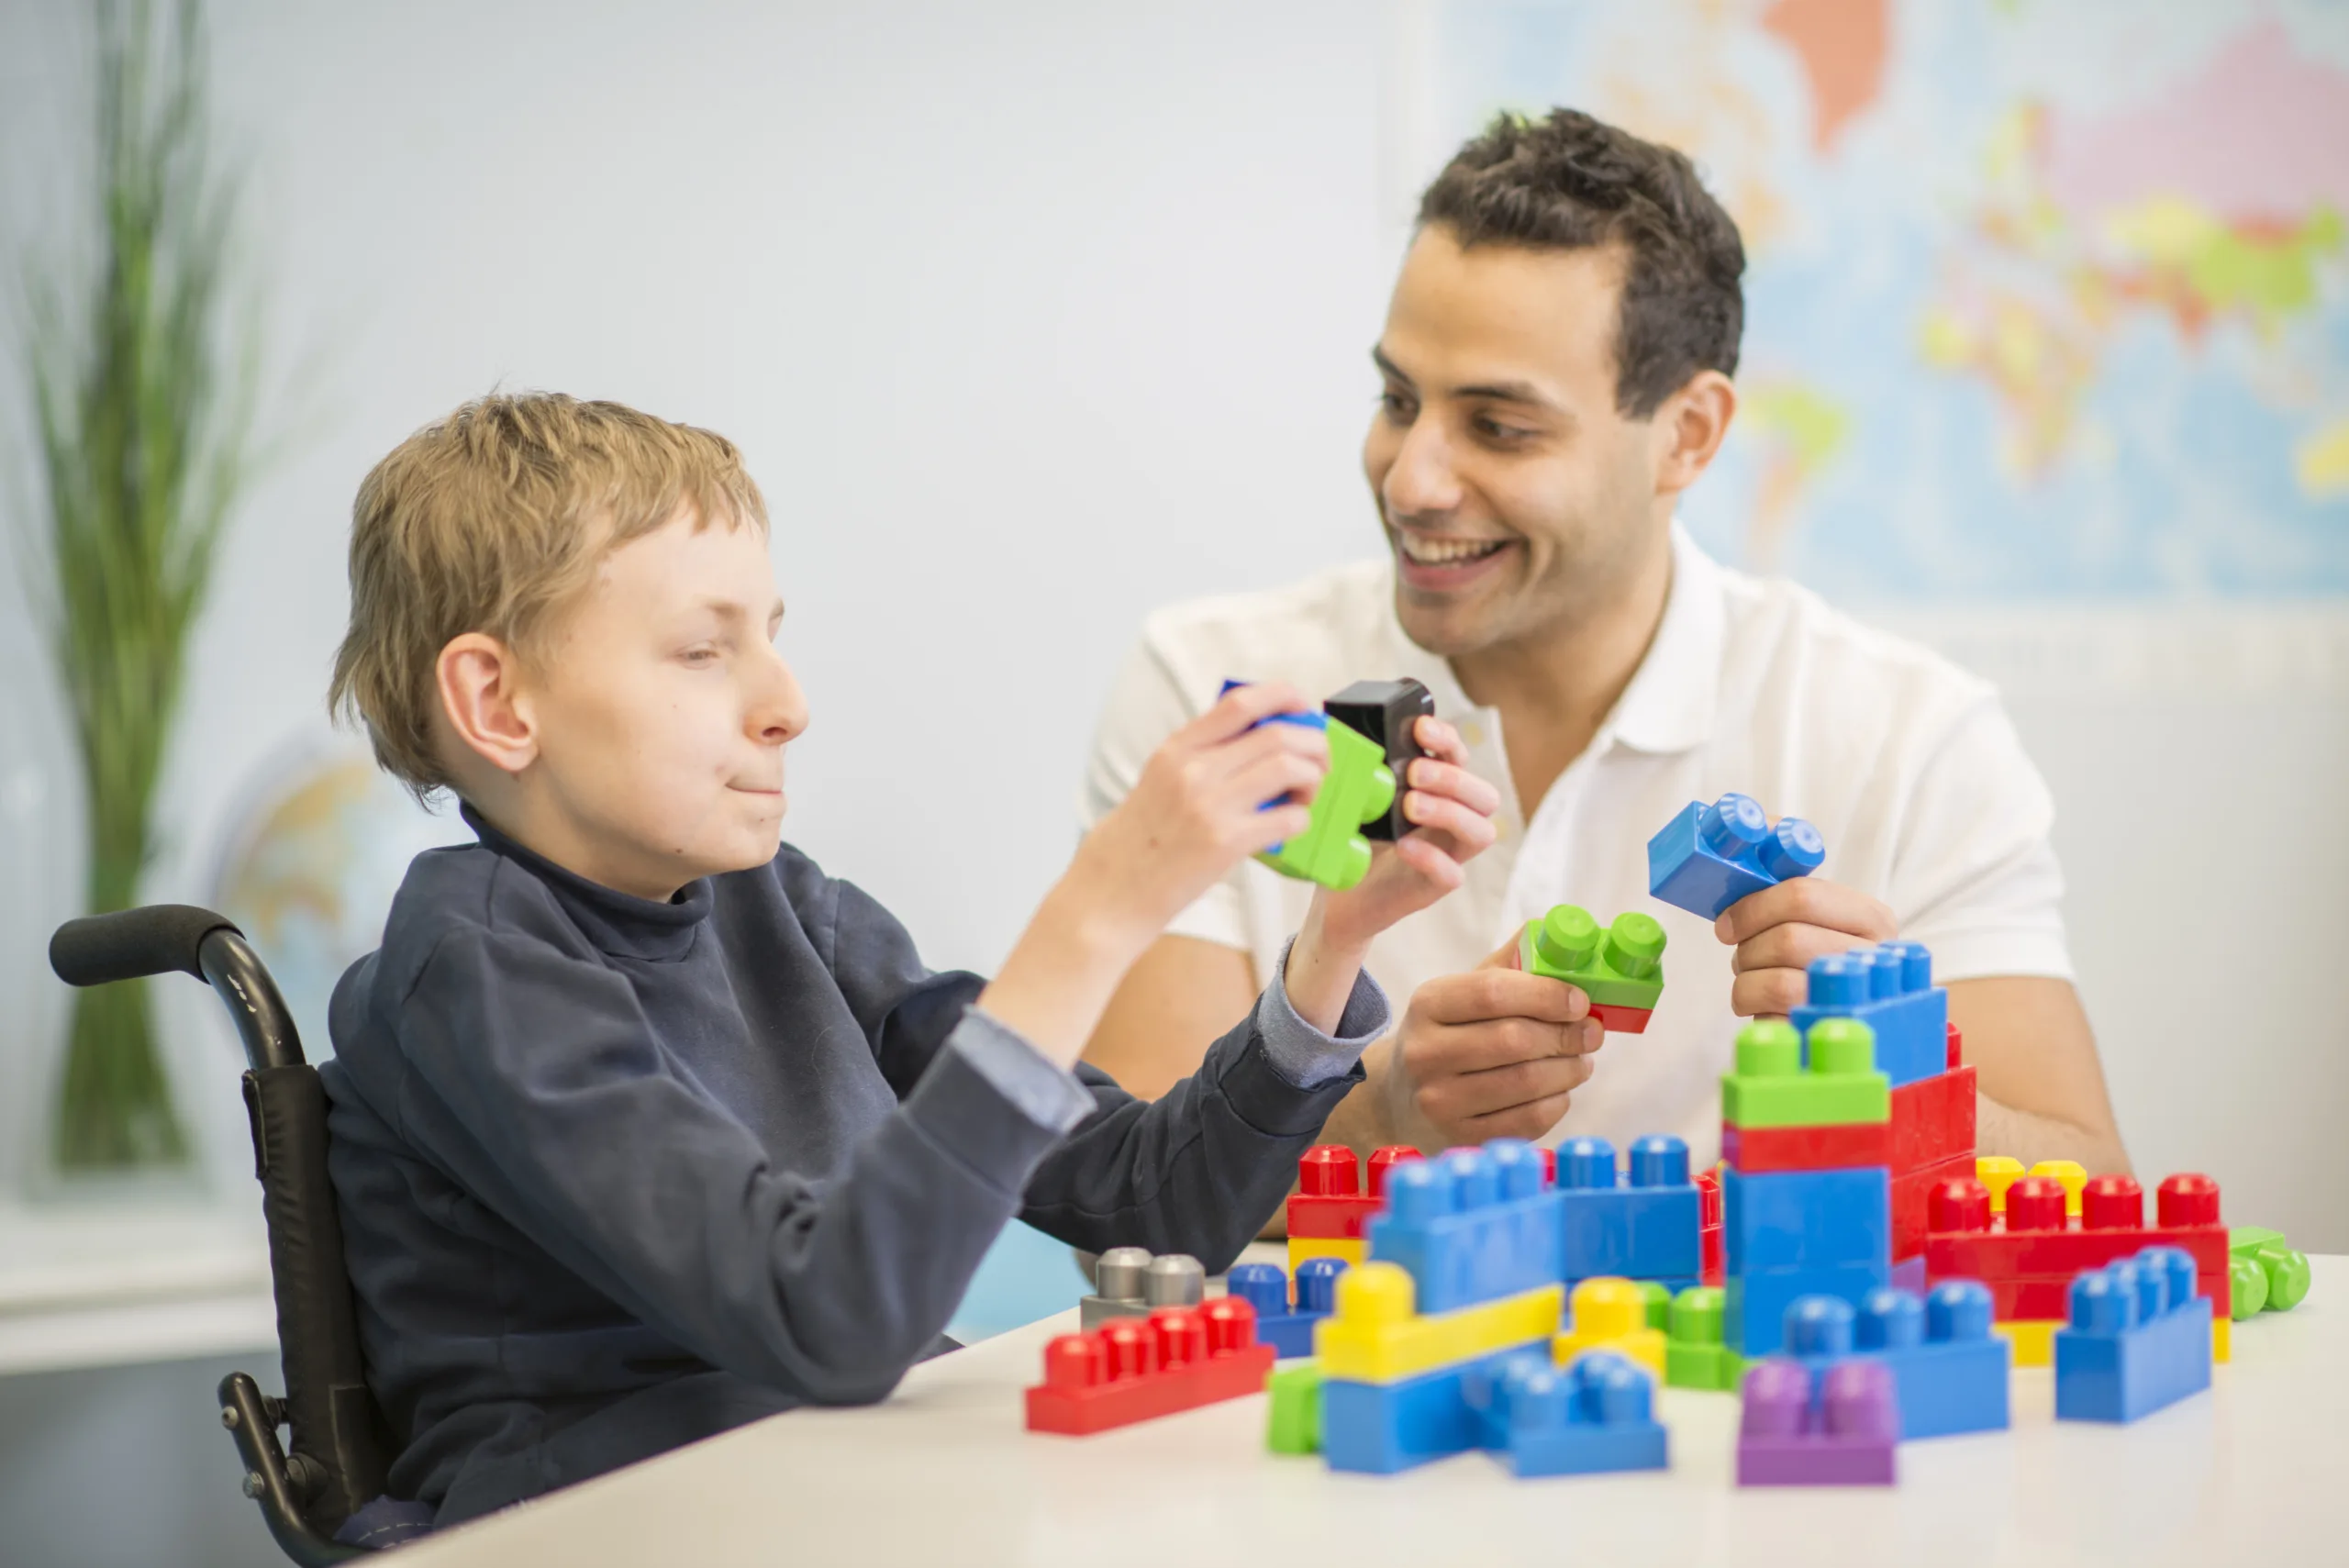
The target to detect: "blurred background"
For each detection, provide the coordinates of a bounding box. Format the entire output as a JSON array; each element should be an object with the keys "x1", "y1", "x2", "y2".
[{"x1": 1, "y1": 1, "x2": 2343, "y2": 1562}]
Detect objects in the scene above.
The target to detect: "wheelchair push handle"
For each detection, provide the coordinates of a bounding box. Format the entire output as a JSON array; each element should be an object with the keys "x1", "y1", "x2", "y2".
[{"x1": 50, "y1": 903, "x2": 245, "y2": 988}]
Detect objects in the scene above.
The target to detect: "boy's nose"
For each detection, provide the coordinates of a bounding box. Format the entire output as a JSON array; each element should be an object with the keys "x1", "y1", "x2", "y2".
[{"x1": 751, "y1": 650, "x2": 810, "y2": 745}]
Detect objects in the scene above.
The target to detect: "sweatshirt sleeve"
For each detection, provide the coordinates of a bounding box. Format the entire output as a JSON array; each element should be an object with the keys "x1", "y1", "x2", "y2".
[{"x1": 382, "y1": 926, "x2": 1073, "y2": 1407}]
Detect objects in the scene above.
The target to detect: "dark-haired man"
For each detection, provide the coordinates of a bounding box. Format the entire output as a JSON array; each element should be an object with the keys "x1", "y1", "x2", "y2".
[{"x1": 1079, "y1": 110, "x2": 2128, "y2": 1175}]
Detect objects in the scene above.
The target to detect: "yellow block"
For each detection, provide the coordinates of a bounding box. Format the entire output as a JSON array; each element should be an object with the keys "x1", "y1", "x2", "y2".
[
  {"x1": 1994, "y1": 1318, "x2": 2059, "y2": 1367},
  {"x1": 1551, "y1": 1277, "x2": 1666, "y2": 1378},
  {"x1": 1286, "y1": 1236, "x2": 1365, "y2": 1275},
  {"x1": 2214, "y1": 1312, "x2": 2230, "y2": 1364},
  {"x1": 1976, "y1": 1156, "x2": 2025, "y2": 1213},
  {"x1": 1313, "y1": 1262, "x2": 1563, "y2": 1384},
  {"x1": 2028, "y1": 1160, "x2": 2087, "y2": 1218}
]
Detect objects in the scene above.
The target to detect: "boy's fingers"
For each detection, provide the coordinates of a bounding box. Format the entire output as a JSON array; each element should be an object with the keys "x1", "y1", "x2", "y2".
[
  {"x1": 1403, "y1": 756, "x2": 1501, "y2": 817},
  {"x1": 1186, "y1": 680, "x2": 1314, "y2": 747},
  {"x1": 1222, "y1": 749, "x2": 1327, "y2": 816},
  {"x1": 1714, "y1": 876, "x2": 1896, "y2": 947}
]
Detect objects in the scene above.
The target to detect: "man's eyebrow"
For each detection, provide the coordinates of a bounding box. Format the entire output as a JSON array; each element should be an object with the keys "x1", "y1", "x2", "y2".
[
  {"x1": 1373, "y1": 347, "x2": 1559, "y2": 412},
  {"x1": 1370, "y1": 346, "x2": 1415, "y2": 386}
]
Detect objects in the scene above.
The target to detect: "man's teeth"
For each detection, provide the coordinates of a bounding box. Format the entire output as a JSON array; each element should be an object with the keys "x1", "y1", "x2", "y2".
[{"x1": 1400, "y1": 535, "x2": 1507, "y2": 565}]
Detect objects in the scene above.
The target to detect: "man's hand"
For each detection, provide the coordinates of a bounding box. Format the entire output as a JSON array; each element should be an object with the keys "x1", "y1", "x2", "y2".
[
  {"x1": 1716, "y1": 877, "x2": 1898, "y2": 1018},
  {"x1": 1375, "y1": 933, "x2": 1606, "y2": 1149}
]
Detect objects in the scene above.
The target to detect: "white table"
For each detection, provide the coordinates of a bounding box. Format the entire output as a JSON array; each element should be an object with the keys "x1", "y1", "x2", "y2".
[{"x1": 395, "y1": 1255, "x2": 2343, "y2": 1568}]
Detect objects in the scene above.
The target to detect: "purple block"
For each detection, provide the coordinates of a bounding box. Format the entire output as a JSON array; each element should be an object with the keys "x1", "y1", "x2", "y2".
[
  {"x1": 1890, "y1": 1254, "x2": 1927, "y2": 1295},
  {"x1": 1735, "y1": 1358, "x2": 1898, "y2": 1486}
]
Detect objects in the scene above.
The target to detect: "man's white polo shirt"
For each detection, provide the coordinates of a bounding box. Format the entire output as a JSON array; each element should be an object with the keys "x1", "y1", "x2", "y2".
[{"x1": 1081, "y1": 524, "x2": 2074, "y2": 1163}]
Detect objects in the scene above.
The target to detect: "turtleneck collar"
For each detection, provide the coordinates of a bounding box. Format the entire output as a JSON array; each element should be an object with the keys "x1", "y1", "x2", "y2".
[{"x1": 461, "y1": 802, "x2": 713, "y2": 962}]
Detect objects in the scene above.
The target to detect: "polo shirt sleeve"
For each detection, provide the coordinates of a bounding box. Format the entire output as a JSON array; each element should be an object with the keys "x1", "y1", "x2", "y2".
[
  {"x1": 1886, "y1": 695, "x2": 2076, "y2": 984},
  {"x1": 1079, "y1": 633, "x2": 1256, "y2": 955}
]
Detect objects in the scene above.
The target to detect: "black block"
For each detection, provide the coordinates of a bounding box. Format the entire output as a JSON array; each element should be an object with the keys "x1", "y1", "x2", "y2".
[{"x1": 1324, "y1": 678, "x2": 1434, "y2": 841}]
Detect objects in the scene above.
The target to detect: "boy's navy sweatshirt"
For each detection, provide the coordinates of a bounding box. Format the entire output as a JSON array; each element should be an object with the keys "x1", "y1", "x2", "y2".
[{"x1": 319, "y1": 809, "x2": 1386, "y2": 1524}]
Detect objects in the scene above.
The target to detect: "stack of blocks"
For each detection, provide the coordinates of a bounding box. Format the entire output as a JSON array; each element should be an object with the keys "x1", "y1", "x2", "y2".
[
  {"x1": 1924, "y1": 1168, "x2": 2233, "y2": 1368},
  {"x1": 2053, "y1": 1247, "x2": 2213, "y2": 1422},
  {"x1": 1298, "y1": 1139, "x2": 1671, "y2": 1479},
  {"x1": 1717, "y1": 1014, "x2": 1893, "y2": 1354},
  {"x1": 1520, "y1": 903, "x2": 1668, "y2": 1033},
  {"x1": 1286, "y1": 1144, "x2": 1421, "y2": 1275}
]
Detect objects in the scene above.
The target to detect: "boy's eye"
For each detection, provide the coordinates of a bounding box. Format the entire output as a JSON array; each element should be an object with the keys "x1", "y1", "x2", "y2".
[{"x1": 682, "y1": 647, "x2": 720, "y2": 666}]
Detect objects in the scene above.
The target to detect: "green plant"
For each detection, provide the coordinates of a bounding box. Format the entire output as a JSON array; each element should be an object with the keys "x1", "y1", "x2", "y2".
[{"x1": 21, "y1": 0, "x2": 258, "y2": 1170}]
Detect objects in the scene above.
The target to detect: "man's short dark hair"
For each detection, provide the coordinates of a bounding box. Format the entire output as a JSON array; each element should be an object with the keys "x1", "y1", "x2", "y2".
[{"x1": 1417, "y1": 109, "x2": 1744, "y2": 418}]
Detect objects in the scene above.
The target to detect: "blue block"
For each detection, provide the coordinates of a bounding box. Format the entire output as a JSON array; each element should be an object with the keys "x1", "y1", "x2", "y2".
[
  {"x1": 1721, "y1": 1165, "x2": 1890, "y2": 1273},
  {"x1": 1555, "y1": 1135, "x2": 1703, "y2": 1283},
  {"x1": 1726, "y1": 1260, "x2": 1893, "y2": 1354},
  {"x1": 1320, "y1": 1343, "x2": 1545, "y2": 1474},
  {"x1": 1225, "y1": 1258, "x2": 1343, "y2": 1360},
  {"x1": 1791, "y1": 1284, "x2": 2010, "y2": 1439},
  {"x1": 2054, "y1": 1248, "x2": 2213, "y2": 1423},
  {"x1": 1790, "y1": 943, "x2": 1948, "y2": 1087},
  {"x1": 1465, "y1": 1351, "x2": 1669, "y2": 1477},
  {"x1": 1890, "y1": 1254, "x2": 1926, "y2": 1295},
  {"x1": 1647, "y1": 794, "x2": 1825, "y2": 922},
  {"x1": 1368, "y1": 1140, "x2": 1565, "y2": 1314}
]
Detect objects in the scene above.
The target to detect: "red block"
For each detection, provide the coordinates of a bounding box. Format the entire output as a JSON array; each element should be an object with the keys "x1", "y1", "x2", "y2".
[
  {"x1": 1697, "y1": 1168, "x2": 1723, "y2": 1286},
  {"x1": 1720, "y1": 1118, "x2": 1892, "y2": 1173},
  {"x1": 1890, "y1": 1151, "x2": 1975, "y2": 1261},
  {"x1": 1589, "y1": 1003, "x2": 1653, "y2": 1033},
  {"x1": 1920, "y1": 1172, "x2": 2232, "y2": 1319},
  {"x1": 1889, "y1": 1064, "x2": 1976, "y2": 1173},
  {"x1": 1945, "y1": 1021, "x2": 1964, "y2": 1070},
  {"x1": 1025, "y1": 1299, "x2": 1275, "y2": 1435},
  {"x1": 1285, "y1": 1143, "x2": 1421, "y2": 1240}
]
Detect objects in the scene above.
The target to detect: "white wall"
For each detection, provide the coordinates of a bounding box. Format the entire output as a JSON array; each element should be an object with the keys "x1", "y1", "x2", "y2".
[{"x1": 2, "y1": 0, "x2": 2343, "y2": 1261}]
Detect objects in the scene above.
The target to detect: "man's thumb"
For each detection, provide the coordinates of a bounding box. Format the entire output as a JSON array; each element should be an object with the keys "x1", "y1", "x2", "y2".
[{"x1": 1478, "y1": 927, "x2": 1526, "y2": 972}]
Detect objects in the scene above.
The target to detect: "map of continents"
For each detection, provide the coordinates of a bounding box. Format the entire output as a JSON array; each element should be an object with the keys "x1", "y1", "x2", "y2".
[{"x1": 1424, "y1": 0, "x2": 2349, "y2": 598}]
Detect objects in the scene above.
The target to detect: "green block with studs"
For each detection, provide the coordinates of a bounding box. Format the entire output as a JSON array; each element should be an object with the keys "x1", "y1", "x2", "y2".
[
  {"x1": 1638, "y1": 1279, "x2": 1674, "y2": 1332},
  {"x1": 1720, "y1": 1017, "x2": 1890, "y2": 1129},
  {"x1": 1519, "y1": 904, "x2": 1667, "y2": 1010},
  {"x1": 1256, "y1": 719, "x2": 1395, "y2": 892},
  {"x1": 2230, "y1": 1226, "x2": 2311, "y2": 1316},
  {"x1": 1265, "y1": 1361, "x2": 1323, "y2": 1454},
  {"x1": 1664, "y1": 1285, "x2": 1740, "y2": 1392}
]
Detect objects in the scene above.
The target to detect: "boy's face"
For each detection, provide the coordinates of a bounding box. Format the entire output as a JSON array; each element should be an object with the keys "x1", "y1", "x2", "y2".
[{"x1": 504, "y1": 508, "x2": 807, "y2": 899}]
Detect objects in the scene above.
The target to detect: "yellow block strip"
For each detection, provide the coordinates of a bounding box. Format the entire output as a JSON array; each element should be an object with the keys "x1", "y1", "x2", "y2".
[
  {"x1": 1994, "y1": 1318, "x2": 2059, "y2": 1368},
  {"x1": 2213, "y1": 1312, "x2": 2230, "y2": 1364},
  {"x1": 1316, "y1": 1280, "x2": 1564, "y2": 1384},
  {"x1": 1553, "y1": 1327, "x2": 1666, "y2": 1378},
  {"x1": 1286, "y1": 1236, "x2": 1365, "y2": 1274}
]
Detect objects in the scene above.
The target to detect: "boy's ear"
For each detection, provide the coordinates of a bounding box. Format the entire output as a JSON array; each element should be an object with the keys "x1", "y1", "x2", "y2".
[{"x1": 436, "y1": 633, "x2": 539, "y2": 776}]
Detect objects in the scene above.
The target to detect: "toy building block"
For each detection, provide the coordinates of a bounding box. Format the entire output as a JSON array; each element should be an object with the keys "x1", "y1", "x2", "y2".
[
  {"x1": 1721, "y1": 1118, "x2": 1891, "y2": 1175},
  {"x1": 1553, "y1": 1277, "x2": 1667, "y2": 1376},
  {"x1": 1368, "y1": 1140, "x2": 1565, "y2": 1314},
  {"x1": 1722, "y1": 1164, "x2": 1890, "y2": 1273},
  {"x1": 1520, "y1": 905, "x2": 1667, "y2": 1033},
  {"x1": 2230, "y1": 1226, "x2": 2312, "y2": 1317},
  {"x1": 1720, "y1": 1018, "x2": 1890, "y2": 1129},
  {"x1": 1026, "y1": 1298, "x2": 1275, "y2": 1435},
  {"x1": 1664, "y1": 1285, "x2": 1740, "y2": 1392},
  {"x1": 1697, "y1": 1169, "x2": 1724, "y2": 1285},
  {"x1": 1818, "y1": 1284, "x2": 2010, "y2": 1440},
  {"x1": 1287, "y1": 1236, "x2": 1365, "y2": 1274},
  {"x1": 1264, "y1": 1361, "x2": 1322, "y2": 1454},
  {"x1": 1227, "y1": 1258, "x2": 1346, "y2": 1359},
  {"x1": 2030, "y1": 1160, "x2": 2088, "y2": 1218},
  {"x1": 1230, "y1": 691, "x2": 1395, "y2": 891},
  {"x1": 1888, "y1": 1063, "x2": 1977, "y2": 1174},
  {"x1": 1286, "y1": 1143, "x2": 1422, "y2": 1240},
  {"x1": 1945, "y1": 1021, "x2": 1964, "y2": 1070},
  {"x1": 1637, "y1": 1280, "x2": 1674, "y2": 1330},
  {"x1": 1790, "y1": 943, "x2": 1948, "y2": 1087},
  {"x1": 1735, "y1": 1356, "x2": 1898, "y2": 1486},
  {"x1": 1890, "y1": 1151, "x2": 1976, "y2": 1262},
  {"x1": 1976, "y1": 1156, "x2": 2025, "y2": 1213},
  {"x1": 1648, "y1": 792, "x2": 1826, "y2": 922},
  {"x1": 1556, "y1": 1135, "x2": 1703, "y2": 1283},
  {"x1": 1923, "y1": 1173, "x2": 2231, "y2": 1323},
  {"x1": 1994, "y1": 1318, "x2": 2061, "y2": 1368},
  {"x1": 2054, "y1": 1248, "x2": 2213, "y2": 1423},
  {"x1": 1320, "y1": 1343, "x2": 1521, "y2": 1474},
  {"x1": 1726, "y1": 1261, "x2": 1894, "y2": 1357},
  {"x1": 1080, "y1": 1249, "x2": 1205, "y2": 1330},
  {"x1": 1314, "y1": 1261, "x2": 1563, "y2": 1384},
  {"x1": 1890, "y1": 1254, "x2": 1927, "y2": 1295},
  {"x1": 1466, "y1": 1350, "x2": 1670, "y2": 1477},
  {"x1": 1325, "y1": 678, "x2": 1433, "y2": 842}
]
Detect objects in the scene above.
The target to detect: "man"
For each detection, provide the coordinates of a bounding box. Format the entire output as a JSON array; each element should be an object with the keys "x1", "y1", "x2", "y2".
[{"x1": 1077, "y1": 109, "x2": 2127, "y2": 1175}]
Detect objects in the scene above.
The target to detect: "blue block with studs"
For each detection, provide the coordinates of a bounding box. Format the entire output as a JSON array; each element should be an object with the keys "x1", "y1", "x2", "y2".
[
  {"x1": 1647, "y1": 793, "x2": 1826, "y2": 922},
  {"x1": 1465, "y1": 1350, "x2": 1670, "y2": 1477},
  {"x1": 1789, "y1": 943, "x2": 1949, "y2": 1088},
  {"x1": 1225, "y1": 1257, "x2": 1347, "y2": 1360},
  {"x1": 1366, "y1": 1140, "x2": 1565, "y2": 1315},
  {"x1": 2054, "y1": 1248, "x2": 2212, "y2": 1423},
  {"x1": 1784, "y1": 1284, "x2": 2010, "y2": 1439},
  {"x1": 1556, "y1": 1135, "x2": 1704, "y2": 1284},
  {"x1": 1320, "y1": 1344, "x2": 1541, "y2": 1474}
]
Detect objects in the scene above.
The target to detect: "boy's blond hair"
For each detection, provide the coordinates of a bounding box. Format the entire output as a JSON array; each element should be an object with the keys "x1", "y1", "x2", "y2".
[{"x1": 328, "y1": 392, "x2": 768, "y2": 796}]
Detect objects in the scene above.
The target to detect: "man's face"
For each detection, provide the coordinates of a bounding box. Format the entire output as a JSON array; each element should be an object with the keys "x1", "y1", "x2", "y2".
[
  {"x1": 1363, "y1": 227, "x2": 1664, "y2": 660},
  {"x1": 518, "y1": 509, "x2": 807, "y2": 896}
]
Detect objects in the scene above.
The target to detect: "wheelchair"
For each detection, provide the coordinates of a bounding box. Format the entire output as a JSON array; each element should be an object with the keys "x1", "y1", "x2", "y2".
[{"x1": 49, "y1": 906, "x2": 397, "y2": 1563}]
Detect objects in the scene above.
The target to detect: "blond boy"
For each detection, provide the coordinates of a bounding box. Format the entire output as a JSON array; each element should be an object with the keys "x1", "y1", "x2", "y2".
[{"x1": 317, "y1": 394, "x2": 1498, "y2": 1524}]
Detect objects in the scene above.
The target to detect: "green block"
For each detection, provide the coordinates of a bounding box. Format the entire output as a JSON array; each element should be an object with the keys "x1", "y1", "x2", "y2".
[
  {"x1": 1720, "y1": 1017, "x2": 1889, "y2": 1129},
  {"x1": 1637, "y1": 1279, "x2": 1674, "y2": 1331},
  {"x1": 1663, "y1": 1285, "x2": 1738, "y2": 1392},
  {"x1": 1265, "y1": 1361, "x2": 1322, "y2": 1454},
  {"x1": 2231, "y1": 1226, "x2": 2311, "y2": 1314},
  {"x1": 1256, "y1": 720, "x2": 1394, "y2": 891},
  {"x1": 2229, "y1": 1253, "x2": 2267, "y2": 1318},
  {"x1": 1520, "y1": 904, "x2": 1667, "y2": 1009}
]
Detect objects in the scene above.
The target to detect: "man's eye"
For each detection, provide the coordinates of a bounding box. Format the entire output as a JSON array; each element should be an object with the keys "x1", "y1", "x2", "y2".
[
  {"x1": 1475, "y1": 417, "x2": 1531, "y2": 441},
  {"x1": 1380, "y1": 390, "x2": 1416, "y2": 419}
]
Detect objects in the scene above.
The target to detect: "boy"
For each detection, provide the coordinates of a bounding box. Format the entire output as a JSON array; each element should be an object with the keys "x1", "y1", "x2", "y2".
[{"x1": 318, "y1": 394, "x2": 1500, "y2": 1524}]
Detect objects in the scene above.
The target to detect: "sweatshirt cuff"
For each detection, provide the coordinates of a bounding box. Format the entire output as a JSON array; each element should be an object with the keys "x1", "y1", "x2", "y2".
[
  {"x1": 944, "y1": 1006, "x2": 1095, "y2": 1134},
  {"x1": 1254, "y1": 937, "x2": 1392, "y2": 1090}
]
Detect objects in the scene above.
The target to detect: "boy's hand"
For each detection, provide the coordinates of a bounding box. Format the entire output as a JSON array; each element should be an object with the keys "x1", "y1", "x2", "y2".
[{"x1": 1716, "y1": 877, "x2": 1898, "y2": 1017}]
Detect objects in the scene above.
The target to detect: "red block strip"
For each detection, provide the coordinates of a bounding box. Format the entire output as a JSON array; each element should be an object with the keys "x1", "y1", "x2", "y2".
[
  {"x1": 1890, "y1": 1151, "x2": 1975, "y2": 1261},
  {"x1": 1286, "y1": 1194, "x2": 1380, "y2": 1240},
  {"x1": 1026, "y1": 1300, "x2": 1275, "y2": 1435},
  {"x1": 1697, "y1": 1168, "x2": 1723, "y2": 1286},
  {"x1": 1889, "y1": 1065, "x2": 1976, "y2": 1173},
  {"x1": 1286, "y1": 1144, "x2": 1422, "y2": 1239},
  {"x1": 1980, "y1": 1270, "x2": 2229, "y2": 1323},
  {"x1": 1590, "y1": 1003, "x2": 1653, "y2": 1033},
  {"x1": 1720, "y1": 1118, "x2": 1892, "y2": 1173}
]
